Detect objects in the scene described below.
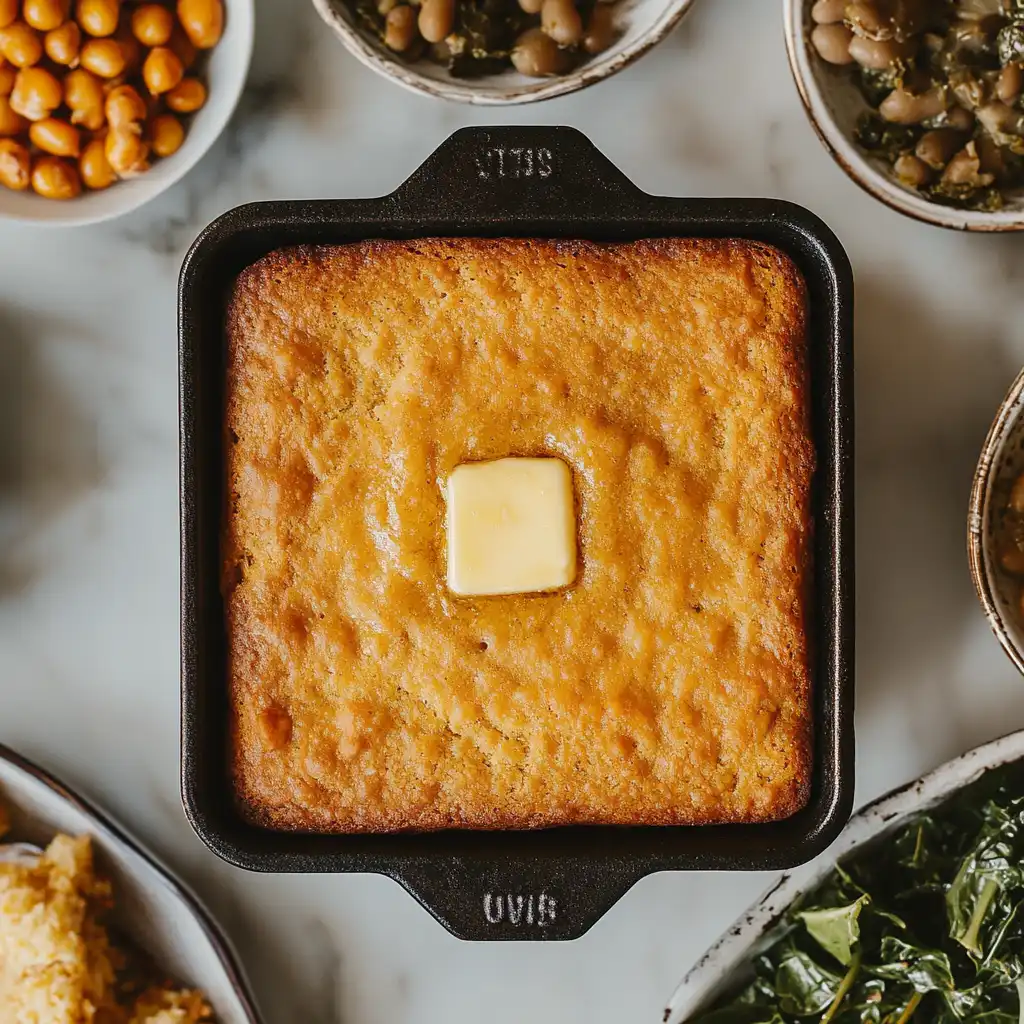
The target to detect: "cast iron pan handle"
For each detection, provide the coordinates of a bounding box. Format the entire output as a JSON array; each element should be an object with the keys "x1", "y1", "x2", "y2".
[
  {"x1": 393, "y1": 856, "x2": 641, "y2": 941},
  {"x1": 386, "y1": 125, "x2": 644, "y2": 221}
]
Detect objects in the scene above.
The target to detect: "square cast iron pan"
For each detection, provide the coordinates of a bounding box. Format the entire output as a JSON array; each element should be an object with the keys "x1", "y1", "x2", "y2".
[{"x1": 180, "y1": 125, "x2": 855, "y2": 941}]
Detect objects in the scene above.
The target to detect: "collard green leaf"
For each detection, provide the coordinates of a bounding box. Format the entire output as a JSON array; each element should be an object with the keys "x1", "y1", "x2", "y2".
[
  {"x1": 799, "y1": 896, "x2": 870, "y2": 966},
  {"x1": 688, "y1": 1004, "x2": 786, "y2": 1024},
  {"x1": 870, "y1": 936, "x2": 956, "y2": 993},
  {"x1": 774, "y1": 943, "x2": 844, "y2": 1016},
  {"x1": 947, "y1": 800, "x2": 1024, "y2": 962}
]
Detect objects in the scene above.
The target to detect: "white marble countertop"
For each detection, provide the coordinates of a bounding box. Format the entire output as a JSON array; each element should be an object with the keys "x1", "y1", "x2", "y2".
[{"x1": 3, "y1": 1, "x2": 1024, "y2": 1021}]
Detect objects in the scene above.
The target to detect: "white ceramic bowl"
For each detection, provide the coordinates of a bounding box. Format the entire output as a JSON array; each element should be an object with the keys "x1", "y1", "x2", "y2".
[
  {"x1": 0, "y1": 742, "x2": 264, "y2": 1024},
  {"x1": 311, "y1": 0, "x2": 696, "y2": 104},
  {"x1": 0, "y1": 0, "x2": 254, "y2": 227},
  {"x1": 969, "y1": 366, "x2": 1024, "y2": 676},
  {"x1": 663, "y1": 729, "x2": 1024, "y2": 1024},
  {"x1": 783, "y1": 0, "x2": 1024, "y2": 232}
]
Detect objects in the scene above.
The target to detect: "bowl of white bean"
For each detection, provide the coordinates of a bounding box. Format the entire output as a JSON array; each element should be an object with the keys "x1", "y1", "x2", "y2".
[
  {"x1": 783, "y1": 0, "x2": 1024, "y2": 231},
  {"x1": 311, "y1": 0, "x2": 696, "y2": 104}
]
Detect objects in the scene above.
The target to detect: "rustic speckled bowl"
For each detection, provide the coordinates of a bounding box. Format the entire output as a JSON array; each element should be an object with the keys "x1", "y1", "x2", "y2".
[
  {"x1": 970, "y1": 366, "x2": 1024, "y2": 676},
  {"x1": 664, "y1": 729, "x2": 1024, "y2": 1024},
  {"x1": 311, "y1": 0, "x2": 697, "y2": 104},
  {"x1": 783, "y1": 0, "x2": 1024, "y2": 231}
]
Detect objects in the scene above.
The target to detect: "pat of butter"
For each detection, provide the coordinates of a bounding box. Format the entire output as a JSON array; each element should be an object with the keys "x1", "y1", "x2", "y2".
[{"x1": 446, "y1": 457, "x2": 577, "y2": 597}]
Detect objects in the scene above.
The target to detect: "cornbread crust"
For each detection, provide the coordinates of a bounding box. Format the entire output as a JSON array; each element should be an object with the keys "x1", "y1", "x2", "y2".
[{"x1": 225, "y1": 237, "x2": 814, "y2": 833}]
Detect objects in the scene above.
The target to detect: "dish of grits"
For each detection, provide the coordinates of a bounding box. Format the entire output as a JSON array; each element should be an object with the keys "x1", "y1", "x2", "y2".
[{"x1": 0, "y1": 802, "x2": 213, "y2": 1024}]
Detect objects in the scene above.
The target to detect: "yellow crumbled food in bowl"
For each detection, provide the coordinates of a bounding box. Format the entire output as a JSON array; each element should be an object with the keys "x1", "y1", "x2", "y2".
[
  {"x1": 129, "y1": 988, "x2": 213, "y2": 1024},
  {"x1": 0, "y1": 821, "x2": 214, "y2": 1023}
]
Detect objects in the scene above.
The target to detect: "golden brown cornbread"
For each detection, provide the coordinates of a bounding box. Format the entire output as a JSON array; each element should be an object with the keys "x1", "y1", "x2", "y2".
[{"x1": 224, "y1": 237, "x2": 814, "y2": 833}]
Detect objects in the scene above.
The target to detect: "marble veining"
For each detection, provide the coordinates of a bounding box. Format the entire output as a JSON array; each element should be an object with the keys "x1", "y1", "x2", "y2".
[{"x1": 3, "y1": 1, "x2": 1024, "y2": 1022}]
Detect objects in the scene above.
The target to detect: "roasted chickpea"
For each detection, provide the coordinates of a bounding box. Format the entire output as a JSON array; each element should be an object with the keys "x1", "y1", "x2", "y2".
[
  {"x1": 63, "y1": 67, "x2": 104, "y2": 128},
  {"x1": 418, "y1": 0, "x2": 453, "y2": 44},
  {"x1": 0, "y1": 22, "x2": 43, "y2": 66},
  {"x1": 511, "y1": 26, "x2": 565, "y2": 76},
  {"x1": 149, "y1": 111, "x2": 182, "y2": 156},
  {"x1": 29, "y1": 115, "x2": 81, "y2": 155},
  {"x1": 167, "y1": 22, "x2": 196, "y2": 67},
  {"x1": 517, "y1": 0, "x2": 542, "y2": 12},
  {"x1": 131, "y1": 2, "x2": 173, "y2": 46},
  {"x1": 0, "y1": 62, "x2": 15, "y2": 94},
  {"x1": 44, "y1": 20, "x2": 81, "y2": 64},
  {"x1": 31, "y1": 154, "x2": 80, "y2": 197},
  {"x1": 811, "y1": 0, "x2": 846, "y2": 22},
  {"x1": 165, "y1": 75, "x2": 204, "y2": 112},
  {"x1": 383, "y1": 5, "x2": 416, "y2": 51},
  {"x1": 0, "y1": 0, "x2": 17, "y2": 29},
  {"x1": 541, "y1": 0, "x2": 582, "y2": 45},
  {"x1": 0, "y1": 136, "x2": 29, "y2": 188},
  {"x1": 23, "y1": 0, "x2": 68, "y2": 33},
  {"x1": 142, "y1": 44, "x2": 182, "y2": 93},
  {"x1": 76, "y1": 0, "x2": 118, "y2": 36},
  {"x1": 811, "y1": 23, "x2": 854, "y2": 64},
  {"x1": 79, "y1": 35, "x2": 124, "y2": 75},
  {"x1": 78, "y1": 133, "x2": 113, "y2": 187},
  {"x1": 0, "y1": 94, "x2": 25, "y2": 133},
  {"x1": 582, "y1": 2, "x2": 614, "y2": 54},
  {"x1": 177, "y1": 0, "x2": 222, "y2": 49},
  {"x1": 104, "y1": 82, "x2": 145, "y2": 127},
  {"x1": 114, "y1": 23, "x2": 141, "y2": 73},
  {"x1": 104, "y1": 124, "x2": 148, "y2": 175},
  {"x1": 10, "y1": 65, "x2": 62, "y2": 119}
]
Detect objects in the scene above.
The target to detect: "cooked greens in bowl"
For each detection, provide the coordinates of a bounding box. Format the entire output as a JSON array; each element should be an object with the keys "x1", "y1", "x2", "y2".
[
  {"x1": 689, "y1": 760, "x2": 1024, "y2": 1024},
  {"x1": 809, "y1": 0, "x2": 1024, "y2": 211}
]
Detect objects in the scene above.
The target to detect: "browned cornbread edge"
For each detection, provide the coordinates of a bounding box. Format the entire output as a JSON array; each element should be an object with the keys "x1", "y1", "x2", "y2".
[{"x1": 224, "y1": 237, "x2": 814, "y2": 834}]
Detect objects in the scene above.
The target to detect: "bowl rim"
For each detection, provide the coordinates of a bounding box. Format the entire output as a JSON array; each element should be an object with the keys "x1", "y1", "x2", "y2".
[
  {"x1": 0, "y1": 741, "x2": 265, "y2": 1024},
  {"x1": 309, "y1": 0, "x2": 697, "y2": 105},
  {"x1": 0, "y1": 0, "x2": 255, "y2": 228},
  {"x1": 782, "y1": 0, "x2": 1024, "y2": 233},
  {"x1": 968, "y1": 364, "x2": 1024, "y2": 676}
]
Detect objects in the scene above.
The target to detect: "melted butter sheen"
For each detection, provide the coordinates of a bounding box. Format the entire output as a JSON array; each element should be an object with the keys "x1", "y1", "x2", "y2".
[{"x1": 225, "y1": 238, "x2": 815, "y2": 832}]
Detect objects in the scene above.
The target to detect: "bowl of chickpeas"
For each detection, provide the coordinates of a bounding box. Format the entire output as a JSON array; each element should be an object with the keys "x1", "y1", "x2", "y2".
[
  {"x1": 970, "y1": 366, "x2": 1024, "y2": 678},
  {"x1": 311, "y1": 0, "x2": 696, "y2": 104},
  {"x1": 0, "y1": 0, "x2": 253, "y2": 225},
  {"x1": 784, "y1": 0, "x2": 1024, "y2": 231}
]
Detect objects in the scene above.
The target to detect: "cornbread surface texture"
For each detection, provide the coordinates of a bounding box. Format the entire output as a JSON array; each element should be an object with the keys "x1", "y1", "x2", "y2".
[{"x1": 225, "y1": 237, "x2": 814, "y2": 833}]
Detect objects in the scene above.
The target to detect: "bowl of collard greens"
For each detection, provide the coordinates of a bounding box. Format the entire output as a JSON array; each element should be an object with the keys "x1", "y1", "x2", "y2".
[
  {"x1": 784, "y1": 0, "x2": 1024, "y2": 231},
  {"x1": 310, "y1": 0, "x2": 696, "y2": 104},
  {"x1": 664, "y1": 729, "x2": 1024, "y2": 1024}
]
